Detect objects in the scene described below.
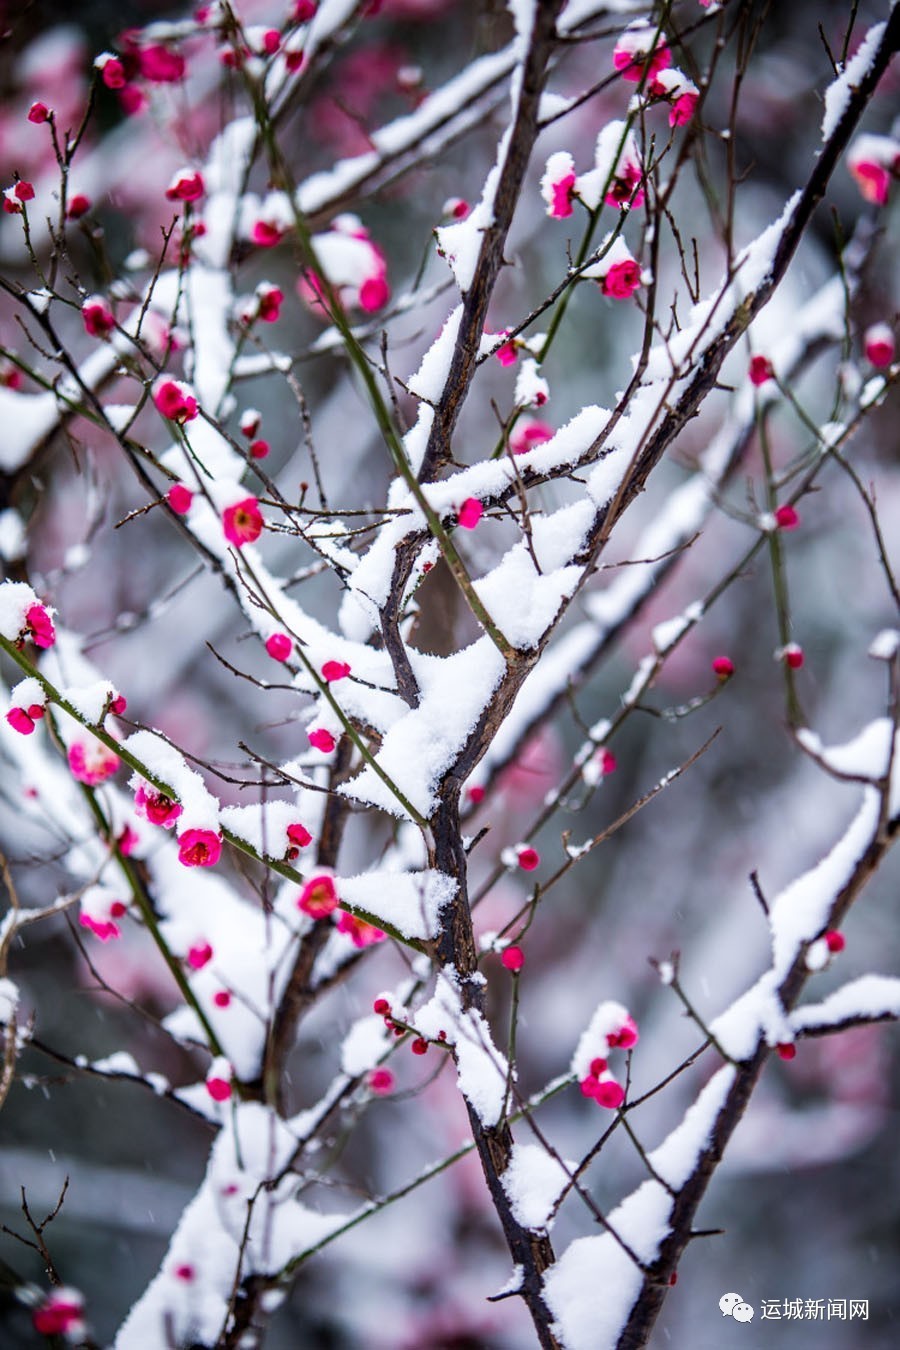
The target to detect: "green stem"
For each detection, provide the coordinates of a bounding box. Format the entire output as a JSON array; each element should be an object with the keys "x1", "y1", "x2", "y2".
[{"x1": 756, "y1": 402, "x2": 803, "y2": 727}]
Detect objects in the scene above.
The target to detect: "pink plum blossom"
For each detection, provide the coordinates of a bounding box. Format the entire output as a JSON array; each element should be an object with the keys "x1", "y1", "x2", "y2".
[
  {"x1": 256, "y1": 283, "x2": 284, "y2": 322},
  {"x1": 864, "y1": 323, "x2": 894, "y2": 367},
  {"x1": 24, "y1": 603, "x2": 55, "y2": 648},
  {"x1": 266, "y1": 632, "x2": 293, "y2": 661},
  {"x1": 613, "y1": 24, "x2": 672, "y2": 83},
  {"x1": 165, "y1": 168, "x2": 205, "y2": 203},
  {"x1": 601, "y1": 259, "x2": 642, "y2": 299},
  {"x1": 251, "y1": 218, "x2": 288, "y2": 247},
  {"x1": 298, "y1": 873, "x2": 339, "y2": 918},
  {"x1": 607, "y1": 1014, "x2": 639, "y2": 1049},
  {"x1": 286, "y1": 822, "x2": 312, "y2": 858},
  {"x1": 33, "y1": 1288, "x2": 86, "y2": 1337},
  {"x1": 136, "y1": 43, "x2": 186, "y2": 84},
  {"x1": 95, "y1": 52, "x2": 126, "y2": 88},
  {"x1": 167, "y1": 483, "x2": 193, "y2": 514},
  {"x1": 82, "y1": 296, "x2": 115, "y2": 338},
  {"x1": 322, "y1": 660, "x2": 351, "y2": 681},
  {"x1": 510, "y1": 419, "x2": 554, "y2": 455},
  {"x1": 68, "y1": 735, "x2": 121, "y2": 785},
  {"x1": 177, "y1": 828, "x2": 223, "y2": 867},
  {"x1": 335, "y1": 909, "x2": 386, "y2": 947},
  {"x1": 222, "y1": 497, "x2": 264, "y2": 547},
  {"x1": 749, "y1": 355, "x2": 774, "y2": 385},
  {"x1": 134, "y1": 782, "x2": 183, "y2": 827},
  {"x1": 847, "y1": 134, "x2": 899, "y2": 205},
  {"x1": 152, "y1": 377, "x2": 198, "y2": 422},
  {"x1": 6, "y1": 705, "x2": 44, "y2": 735},
  {"x1": 605, "y1": 160, "x2": 644, "y2": 209},
  {"x1": 458, "y1": 498, "x2": 483, "y2": 529},
  {"x1": 494, "y1": 332, "x2": 518, "y2": 366},
  {"x1": 80, "y1": 912, "x2": 122, "y2": 942},
  {"x1": 187, "y1": 941, "x2": 213, "y2": 970},
  {"x1": 442, "y1": 196, "x2": 470, "y2": 219},
  {"x1": 774, "y1": 504, "x2": 799, "y2": 529},
  {"x1": 541, "y1": 152, "x2": 578, "y2": 219}
]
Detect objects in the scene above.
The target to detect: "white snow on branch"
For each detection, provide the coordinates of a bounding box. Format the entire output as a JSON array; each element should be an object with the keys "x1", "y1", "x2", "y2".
[
  {"x1": 869, "y1": 628, "x2": 899, "y2": 661},
  {"x1": 711, "y1": 781, "x2": 886, "y2": 1062},
  {"x1": 543, "y1": 1067, "x2": 734, "y2": 1350},
  {"x1": 125, "y1": 730, "x2": 221, "y2": 833},
  {"x1": 769, "y1": 786, "x2": 883, "y2": 982},
  {"x1": 115, "y1": 1102, "x2": 344, "y2": 1347},
  {"x1": 796, "y1": 717, "x2": 894, "y2": 780},
  {"x1": 295, "y1": 48, "x2": 517, "y2": 216},
  {"x1": 502, "y1": 1143, "x2": 573, "y2": 1232},
  {"x1": 415, "y1": 968, "x2": 510, "y2": 1126},
  {"x1": 341, "y1": 639, "x2": 507, "y2": 820},
  {"x1": 340, "y1": 1014, "x2": 393, "y2": 1077},
  {"x1": 791, "y1": 975, "x2": 900, "y2": 1034},
  {"x1": 821, "y1": 21, "x2": 886, "y2": 142},
  {"x1": 473, "y1": 502, "x2": 594, "y2": 649},
  {"x1": 339, "y1": 868, "x2": 457, "y2": 942}
]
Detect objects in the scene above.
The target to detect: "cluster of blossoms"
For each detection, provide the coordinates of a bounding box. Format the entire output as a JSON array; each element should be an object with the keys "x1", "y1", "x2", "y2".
[
  {"x1": 236, "y1": 406, "x2": 272, "y2": 460},
  {"x1": 612, "y1": 21, "x2": 699, "y2": 124},
  {"x1": 373, "y1": 995, "x2": 443, "y2": 1059},
  {"x1": 2, "y1": 179, "x2": 35, "y2": 214},
  {"x1": 572, "y1": 1001, "x2": 639, "y2": 1109},
  {"x1": 295, "y1": 874, "x2": 385, "y2": 944},
  {"x1": 541, "y1": 121, "x2": 646, "y2": 222},
  {"x1": 94, "y1": 32, "x2": 186, "y2": 116},
  {"x1": 537, "y1": 22, "x2": 702, "y2": 312}
]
